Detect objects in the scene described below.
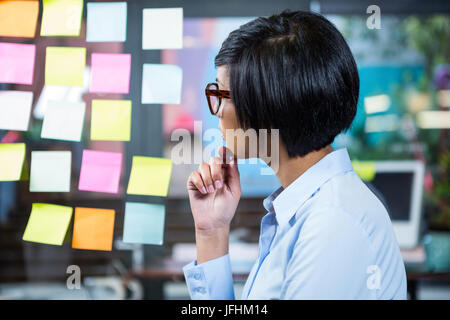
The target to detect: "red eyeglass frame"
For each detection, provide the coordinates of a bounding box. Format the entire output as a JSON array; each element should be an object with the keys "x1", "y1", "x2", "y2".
[{"x1": 205, "y1": 82, "x2": 231, "y2": 115}]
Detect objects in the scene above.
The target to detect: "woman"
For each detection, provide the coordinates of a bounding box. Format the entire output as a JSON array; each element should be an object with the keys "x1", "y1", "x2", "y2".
[{"x1": 182, "y1": 10, "x2": 407, "y2": 299}]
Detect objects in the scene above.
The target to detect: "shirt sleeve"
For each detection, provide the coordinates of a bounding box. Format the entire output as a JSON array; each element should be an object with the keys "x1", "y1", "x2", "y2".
[
  {"x1": 183, "y1": 253, "x2": 235, "y2": 300},
  {"x1": 280, "y1": 206, "x2": 378, "y2": 299}
]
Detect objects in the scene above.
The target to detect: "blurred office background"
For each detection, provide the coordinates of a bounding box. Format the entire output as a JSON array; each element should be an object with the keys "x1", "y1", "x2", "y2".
[{"x1": 0, "y1": 0, "x2": 449, "y2": 300}]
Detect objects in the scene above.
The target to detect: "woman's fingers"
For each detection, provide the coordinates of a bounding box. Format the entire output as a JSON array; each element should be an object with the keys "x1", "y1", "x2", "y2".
[
  {"x1": 187, "y1": 171, "x2": 207, "y2": 195},
  {"x1": 209, "y1": 157, "x2": 223, "y2": 189},
  {"x1": 218, "y1": 146, "x2": 241, "y2": 193},
  {"x1": 187, "y1": 147, "x2": 239, "y2": 195},
  {"x1": 199, "y1": 162, "x2": 215, "y2": 193}
]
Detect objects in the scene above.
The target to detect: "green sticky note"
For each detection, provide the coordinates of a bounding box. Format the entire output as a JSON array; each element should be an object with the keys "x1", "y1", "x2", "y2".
[
  {"x1": 127, "y1": 156, "x2": 172, "y2": 197},
  {"x1": 0, "y1": 143, "x2": 26, "y2": 181},
  {"x1": 352, "y1": 161, "x2": 376, "y2": 181},
  {"x1": 123, "y1": 202, "x2": 165, "y2": 245},
  {"x1": 23, "y1": 203, "x2": 73, "y2": 246},
  {"x1": 41, "y1": 0, "x2": 83, "y2": 36},
  {"x1": 91, "y1": 99, "x2": 131, "y2": 141},
  {"x1": 45, "y1": 46, "x2": 86, "y2": 86}
]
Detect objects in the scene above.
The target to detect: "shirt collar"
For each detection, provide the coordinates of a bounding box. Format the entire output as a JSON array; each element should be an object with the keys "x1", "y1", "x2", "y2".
[{"x1": 263, "y1": 147, "x2": 354, "y2": 227}]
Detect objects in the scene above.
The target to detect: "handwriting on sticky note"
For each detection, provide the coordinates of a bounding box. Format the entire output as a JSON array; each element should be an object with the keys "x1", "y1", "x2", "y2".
[
  {"x1": 72, "y1": 207, "x2": 115, "y2": 251},
  {"x1": 0, "y1": 143, "x2": 26, "y2": 181},
  {"x1": 0, "y1": 42, "x2": 35, "y2": 85},
  {"x1": 127, "y1": 156, "x2": 172, "y2": 197},
  {"x1": 23, "y1": 203, "x2": 73, "y2": 246},
  {"x1": 0, "y1": 1, "x2": 39, "y2": 38}
]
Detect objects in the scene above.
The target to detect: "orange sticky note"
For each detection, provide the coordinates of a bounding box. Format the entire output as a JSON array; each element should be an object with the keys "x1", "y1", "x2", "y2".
[
  {"x1": 0, "y1": 1, "x2": 39, "y2": 38},
  {"x1": 72, "y1": 207, "x2": 115, "y2": 251}
]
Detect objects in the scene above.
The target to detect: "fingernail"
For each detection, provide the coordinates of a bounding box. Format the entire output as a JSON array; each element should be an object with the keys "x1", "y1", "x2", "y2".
[
  {"x1": 208, "y1": 185, "x2": 215, "y2": 193},
  {"x1": 201, "y1": 187, "x2": 207, "y2": 194},
  {"x1": 215, "y1": 180, "x2": 222, "y2": 189}
]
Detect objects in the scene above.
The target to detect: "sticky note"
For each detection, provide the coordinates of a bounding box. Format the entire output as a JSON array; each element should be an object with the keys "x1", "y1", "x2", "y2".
[
  {"x1": 89, "y1": 53, "x2": 131, "y2": 94},
  {"x1": 91, "y1": 99, "x2": 131, "y2": 141},
  {"x1": 22, "y1": 203, "x2": 73, "y2": 245},
  {"x1": 41, "y1": 101, "x2": 85, "y2": 142},
  {"x1": 41, "y1": 0, "x2": 83, "y2": 36},
  {"x1": 0, "y1": 42, "x2": 35, "y2": 85},
  {"x1": 0, "y1": 91, "x2": 33, "y2": 131},
  {"x1": 127, "y1": 156, "x2": 172, "y2": 197},
  {"x1": 72, "y1": 207, "x2": 115, "y2": 251},
  {"x1": 86, "y1": 2, "x2": 127, "y2": 42},
  {"x1": 141, "y1": 64, "x2": 182, "y2": 104},
  {"x1": 30, "y1": 151, "x2": 71, "y2": 192},
  {"x1": 142, "y1": 8, "x2": 183, "y2": 49},
  {"x1": 0, "y1": 143, "x2": 26, "y2": 181},
  {"x1": 78, "y1": 150, "x2": 122, "y2": 193},
  {"x1": 352, "y1": 161, "x2": 376, "y2": 181},
  {"x1": 45, "y1": 47, "x2": 86, "y2": 86},
  {"x1": 0, "y1": 1, "x2": 39, "y2": 38},
  {"x1": 123, "y1": 202, "x2": 165, "y2": 245}
]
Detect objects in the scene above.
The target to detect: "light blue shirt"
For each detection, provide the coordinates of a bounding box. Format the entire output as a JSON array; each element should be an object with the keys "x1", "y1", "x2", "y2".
[{"x1": 183, "y1": 148, "x2": 407, "y2": 299}]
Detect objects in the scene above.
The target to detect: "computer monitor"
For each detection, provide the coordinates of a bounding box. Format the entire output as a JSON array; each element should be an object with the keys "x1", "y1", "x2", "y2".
[{"x1": 364, "y1": 161, "x2": 425, "y2": 249}]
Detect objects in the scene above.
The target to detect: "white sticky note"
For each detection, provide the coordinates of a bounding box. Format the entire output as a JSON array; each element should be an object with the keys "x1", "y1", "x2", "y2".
[
  {"x1": 142, "y1": 8, "x2": 183, "y2": 50},
  {"x1": 41, "y1": 101, "x2": 85, "y2": 142},
  {"x1": 30, "y1": 151, "x2": 71, "y2": 192},
  {"x1": 141, "y1": 64, "x2": 182, "y2": 104},
  {"x1": 0, "y1": 91, "x2": 33, "y2": 131},
  {"x1": 86, "y1": 2, "x2": 127, "y2": 42}
]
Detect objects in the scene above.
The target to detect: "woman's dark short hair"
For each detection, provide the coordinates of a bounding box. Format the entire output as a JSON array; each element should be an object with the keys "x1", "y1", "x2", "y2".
[{"x1": 215, "y1": 10, "x2": 359, "y2": 157}]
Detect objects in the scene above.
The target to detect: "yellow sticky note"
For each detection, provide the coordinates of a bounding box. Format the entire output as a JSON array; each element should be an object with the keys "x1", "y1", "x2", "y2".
[
  {"x1": 127, "y1": 157, "x2": 172, "y2": 197},
  {"x1": 352, "y1": 161, "x2": 376, "y2": 181},
  {"x1": 41, "y1": 0, "x2": 83, "y2": 36},
  {"x1": 0, "y1": 143, "x2": 26, "y2": 181},
  {"x1": 0, "y1": 1, "x2": 39, "y2": 38},
  {"x1": 22, "y1": 203, "x2": 73, "y2": 246},
  {"x1": 91, "y1": 99, "x2": 131, "y2": 141},
  {"x1": 45, "y1": 46, "x2": 85, "y2": 86}
]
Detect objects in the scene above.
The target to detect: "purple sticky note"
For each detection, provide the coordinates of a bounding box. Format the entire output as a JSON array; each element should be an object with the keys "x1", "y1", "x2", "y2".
[
  {"x1": 0, "y1": 42, "x2": 35, "y2": 85},
  {"x1": 78, "y1": 150, "x2": 122, "y2": 193},
  {"x1": 89, "y1": 53, "x2": 131, "y2": 94}
]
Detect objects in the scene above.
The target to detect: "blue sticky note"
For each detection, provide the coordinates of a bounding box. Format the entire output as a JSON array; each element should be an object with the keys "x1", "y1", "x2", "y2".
[
  {"x1": 141, "y1": 64, "x2": 182, "y2": 104},
  {"x1": 123, "y1": 202, "x2": 165, "y2": 245},
  {"x1": 86, "y1": 2, "x2": 127, "y2": 42}
]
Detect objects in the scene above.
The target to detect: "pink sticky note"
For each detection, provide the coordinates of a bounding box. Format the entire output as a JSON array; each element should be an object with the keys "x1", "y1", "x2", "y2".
[
  {"x1": 89, "y1": 53, "x2": 131, "y2": 94},
  {"x1": 0, "y1": 42, "x2": 35, "y2": 85},
  {"x1": 78, "y1": 150, "x2": 122, "y2": 193}
]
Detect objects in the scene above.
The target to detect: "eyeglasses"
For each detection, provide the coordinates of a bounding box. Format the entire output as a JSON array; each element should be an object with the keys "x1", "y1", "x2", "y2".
[{"x1": 205, "y1": 82, "x2": 231, "y2": 115}]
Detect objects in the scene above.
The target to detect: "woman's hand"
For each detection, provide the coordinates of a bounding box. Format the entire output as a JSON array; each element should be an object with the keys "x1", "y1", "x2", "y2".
[{"x1": 186, "y1": 146, "x2": 241, "y2": 263}]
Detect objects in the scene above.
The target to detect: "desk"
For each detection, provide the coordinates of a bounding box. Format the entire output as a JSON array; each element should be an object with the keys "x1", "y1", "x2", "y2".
[
  {"x1": 405, "y1": 262, "x2": 450, "y2": 299},
  {"x1": 123, "y1": 257, "x2": 450, "y2": 300}
]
